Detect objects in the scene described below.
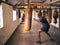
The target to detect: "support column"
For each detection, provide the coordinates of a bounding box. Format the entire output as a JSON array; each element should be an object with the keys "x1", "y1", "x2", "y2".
[
  {"x1": 17, "y1": 9, "x2": 21, "y2": 18},
  {"x1": 18, "y1": 9, "x2": 21, "y2": 18},
  {"x1": 58, "y1": 9, "x2": 60, "y2": 29}
]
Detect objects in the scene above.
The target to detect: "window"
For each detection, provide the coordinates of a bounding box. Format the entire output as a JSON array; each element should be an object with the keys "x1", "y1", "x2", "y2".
[
  {"x1": 13, "y1": 10, "x2": 16, "y2": 21},
  {"x1": 51, "y1": 9, "x2": 59, "y2": 28},
  {"x1": 0, "y1": 4, "x2": 3, "y2": 28}
]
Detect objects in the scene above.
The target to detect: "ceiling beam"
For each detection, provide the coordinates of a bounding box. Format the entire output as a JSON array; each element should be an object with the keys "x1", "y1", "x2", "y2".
[
  {"x1": 16, "y1": 3, "x2": 60, "y2": 7},
  {"x1": 14, "y1": 1, "x2": 20, "y2": 6},
  {"x1": 50, "y1": 4, "x2": 60, "y2": 7},
  {"x1": 19, "y1": 7, "x2": 52, "y2": 10},
  {"x1": 16, "y1": 3, "x2": 50, "y2": 6},
  {"x1": 19, "y1": 7, "x2": 60, "y2": 10}
]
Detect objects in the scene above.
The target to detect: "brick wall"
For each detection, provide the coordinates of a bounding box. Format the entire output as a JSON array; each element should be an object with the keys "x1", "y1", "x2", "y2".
[{"x1": 0, "y1": 3, "x2": 20, "y2": 45}]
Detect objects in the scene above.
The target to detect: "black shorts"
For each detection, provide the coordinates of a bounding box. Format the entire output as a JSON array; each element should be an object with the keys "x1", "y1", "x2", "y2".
[{"x1": 41, "y1": 27, "x2": 49, "y2": 32}]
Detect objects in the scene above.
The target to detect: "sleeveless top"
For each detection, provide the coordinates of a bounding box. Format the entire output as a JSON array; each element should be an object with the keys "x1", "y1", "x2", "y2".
[{"x1": 40, "y1": 17, "x2": 50, "y2": 31}]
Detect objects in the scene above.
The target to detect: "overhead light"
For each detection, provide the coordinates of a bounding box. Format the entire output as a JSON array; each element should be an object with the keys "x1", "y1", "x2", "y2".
[
  {"x1": 24, "y1": 6, "x2": 28, "y2": 8},
  {"x1": 37, "y1": 6, "x2": 40, "y2": 8},
  {"x1": 2, "y1": 0, "x2": 8, "y2": 2},
  {"x1": 2, "y1": 0, "x2": 6, "y2": 1}
]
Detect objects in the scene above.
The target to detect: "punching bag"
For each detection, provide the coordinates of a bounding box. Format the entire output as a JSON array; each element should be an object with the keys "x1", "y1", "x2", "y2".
[
  {"x1": 47, "y1": 8, "x2": 52, "y2": 23},
  {"x1": 24, "y1": 8, "x2": 32, "y2": 31},
  {"x1": 53, "y1": 9, "x2": 58, "y2": 24}
]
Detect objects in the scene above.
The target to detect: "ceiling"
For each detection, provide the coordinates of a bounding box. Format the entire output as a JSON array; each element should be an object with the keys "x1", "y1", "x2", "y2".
[
  {"x1": 2, "y1": 0, "x2": 49, "y2": 5},
  {"x1": 2, "y1": 0, "x2": 60, "y2": 8}
]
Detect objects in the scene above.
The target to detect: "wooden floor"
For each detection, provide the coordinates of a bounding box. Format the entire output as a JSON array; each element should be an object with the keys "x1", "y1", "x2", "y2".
[{"x1": 5, "y1": 20, "x2": 60, "y2": 45}]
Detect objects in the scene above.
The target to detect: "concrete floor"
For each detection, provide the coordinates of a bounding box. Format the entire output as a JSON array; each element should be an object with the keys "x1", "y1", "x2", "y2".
[{"x1": 5, "y1": 20, "x2": 60, "y2": 45}]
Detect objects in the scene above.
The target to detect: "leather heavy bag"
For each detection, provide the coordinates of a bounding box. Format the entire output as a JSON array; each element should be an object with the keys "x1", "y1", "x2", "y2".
[
  {"x1": 47, "y1": 8, "x2": 52, "y2": 23},
  {"x1": 24, "y1": 8, "x2": 32, "y2": 31},
  {"x1": 53, "y1": 10, "x2": 58, "y2": 24}
]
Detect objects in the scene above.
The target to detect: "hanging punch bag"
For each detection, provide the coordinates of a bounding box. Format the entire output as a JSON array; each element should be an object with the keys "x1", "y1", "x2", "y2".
[
  {"x1": 47, "y1": 8, "x2": 52, "y2": 23},
  {"x1": 24, "y1": 7, "x2": 32, "y2": 31}
]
